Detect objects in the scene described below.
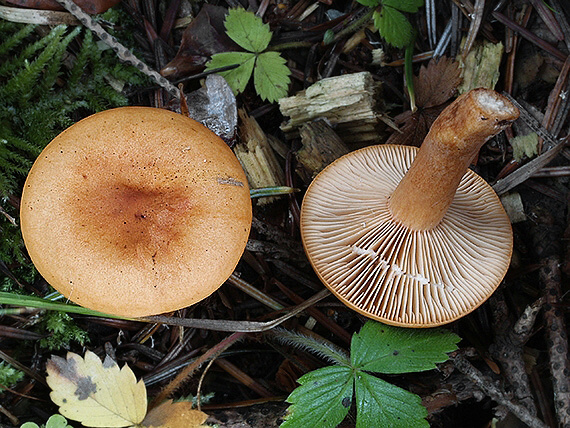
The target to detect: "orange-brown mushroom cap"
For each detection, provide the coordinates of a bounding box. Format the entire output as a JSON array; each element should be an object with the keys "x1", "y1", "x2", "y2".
[
  {"x1": 20, "y1": 107, "x2": 252, "y2": 317},
  {"x1": 300, "y1": 144, "x2": 512, "y2": 327}
]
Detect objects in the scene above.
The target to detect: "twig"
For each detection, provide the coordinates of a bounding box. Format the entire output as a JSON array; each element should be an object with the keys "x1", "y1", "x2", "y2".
[
  {"x1": 140, "y1": 289, "x2": 330, "y2": 332},
  {"x1": 539, "y1": 256, "x2": 570, "y2": 427},
  {"x1": 425, "y1": 0, "x2": 437, "y2": 49},
  {"x1": 0, "y1": 403, "x2": 19, "y2": 427},
  {"x1": 528, "y1": 0, "x2": 564, "y2": 41},
  {"x1": 451, "y1": 354, "x2": 548, "y2": 428},
  {"x1": 549, "y1": 0, "x2": 570, "y2": 52},
  {"x1": 51, "y1": 0, "x2": 179, "y2": 98},
  {"x1": 149, "y1": 332, "x2": 246, "y2": 410},
  {"x1": 461, "y1": 0, "x2": 485, "y2": 59},
  {"x1": 492, "y1": 94, "x2": 567, "y2": 195},
  {"x1": 227, "y1": 273, "x2": 285, "y2": 311},
  {"x1": 489, "y1": 293, "x2": 543, "y2": 415},
  {"x1": 493, "y1": 11, "x2": 567, "y2": 62},
  {"x1": 215, "y1": 358, "x2": 274, "y2": 397},
  {"x1": 542, "y1": 56, "x2": 570, "y2": 142}
]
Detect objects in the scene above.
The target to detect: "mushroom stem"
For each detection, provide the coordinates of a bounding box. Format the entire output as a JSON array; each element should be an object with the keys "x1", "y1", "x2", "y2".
[{"x1": 388, "y1": 88, "x2": 519, "y2": 231}]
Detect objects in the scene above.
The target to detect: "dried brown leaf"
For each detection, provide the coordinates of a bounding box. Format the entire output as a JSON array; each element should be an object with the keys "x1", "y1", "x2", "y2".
[
  {"x1": 414, "y1": 56, "x2": 462, "y2": 108},
  {"x1": 386, "y1": 105, "x2": 445, "y2": 146},
  {"x1": 387, "y1": 57, "x2": 461, "y2": 146},
  {"x1": 143, "y1": 400, "x2": 210, "y2": 428},
  {"x1": 161, "y1": 5, "x2": 240, "y2": 78}
]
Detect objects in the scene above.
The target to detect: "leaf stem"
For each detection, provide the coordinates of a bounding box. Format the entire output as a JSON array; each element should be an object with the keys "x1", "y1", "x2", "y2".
[
  {"x1": 268, "y1": 328, "x2": 350, "y2": 366},
  {"x1": 404, "y1": 42, "x2": 416, "y2": 112},
  {"x1": 324, "y1": 7, "x2": 375, "y2": 46},
  {"x1": 266, "y1": 41, "x2": 315, "y2": 51}
]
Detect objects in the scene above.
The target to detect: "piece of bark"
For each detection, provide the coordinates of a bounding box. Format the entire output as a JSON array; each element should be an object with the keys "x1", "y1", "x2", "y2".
[
  {"x1": 488, "y1": 291, "x2": 541, "y2": 416},
  {"x1": 458, "y1": 40, "x2": 504, "y2": 93},
  {"x1": 539, "y1": 257, "x2": 570, "y2": 428},
  {"x1": 279, "y1": 72, "x2": 386, "y2": 146},
  {"x1": 235, "y1": 110, "x2": 285, "y2": 205},
  {"x1": 452, "y1": 354, "x2": 548, "y2": 428},
  {"x1": 5, "y1": 0, "x2": 119, "y2": 14},
  {"x1": 0, "y1": 4, "x2": 79, "y2": 24},
  {"x1": 295, "y1": 120, "x2": 350, "y2": 182}
]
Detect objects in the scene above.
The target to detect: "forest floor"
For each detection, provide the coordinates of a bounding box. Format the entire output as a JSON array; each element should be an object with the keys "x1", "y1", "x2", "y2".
[{"x1": 0, "y1": 0, "x2": 569, "y2": 427}]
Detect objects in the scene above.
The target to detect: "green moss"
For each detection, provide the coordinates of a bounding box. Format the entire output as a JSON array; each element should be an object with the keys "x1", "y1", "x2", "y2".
[
  {"x1": 0, "y1": 361, "x2": 24, "y2": 388},
  {"x1": 38, "y1": 311, "x2": 89, "y2": 351}
]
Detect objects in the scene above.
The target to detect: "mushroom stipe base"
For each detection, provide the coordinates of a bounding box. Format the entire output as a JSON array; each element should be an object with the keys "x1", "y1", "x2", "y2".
[
  {"x1": 301, "y1": 144, "x2": 513, "y2": 327},
  {"x1": 20, "y1": 107, "x2": 252, "y2": 318}
]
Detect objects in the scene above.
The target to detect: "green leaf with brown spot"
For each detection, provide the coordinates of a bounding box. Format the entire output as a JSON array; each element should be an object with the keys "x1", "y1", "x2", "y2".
[
  {"x1": 281, "y1": 365, "x2": 353, "y2": 428},
  {"x1": 354, "y1": 372, "x2": 428, "y2": 428}
]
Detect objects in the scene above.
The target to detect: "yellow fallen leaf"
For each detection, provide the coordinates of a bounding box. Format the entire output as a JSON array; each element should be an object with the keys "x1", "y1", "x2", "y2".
[
  {"x1": 142, "y1": 400, "x2": 209, "y2": 428},
  {"x1": 46, "y1": 350, "x2": 147, "y2": 427}
]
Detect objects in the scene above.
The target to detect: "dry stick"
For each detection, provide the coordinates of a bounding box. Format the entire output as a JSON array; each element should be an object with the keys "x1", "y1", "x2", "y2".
[
  {"x1": 493, "y1": 11, "x2": 567, "y2": 62},
  {"x1": 488, "y1": 294, "x2": 543, "y2": 415},
  {"x1": 215, "y1": 358, "x2": 274, "y2": 397},
  {"x1": 539, "y1": 256, "x2": 570, "y2": 427},
  {"x1": 51, "y1": 0, "x2": 179, "y2": 99},
  {"x1": 140, "y1": 289, "x2": 329, "y2": 332},
  {"x1": 196, "y1": 357, "x2": 218, "y2": 411},
  {"x1": 149, "y1": 331, "x2": 246, "y2": 410},
  {"x1": 527, "y1": 0, "x2": 564, "y2": 41},
  {"x1": 452, "y1": 354, "x2": 548, "y2": 428},
  {"x1": 492, "y1": 96, "x2": 567, "y2": 196},
  {"x1": 549, "y1": 0, "x2": 570, "y2": 52},
  {"x1": 461, "y1": 0, "x2": 485, "y2": 59},
  {"x1": 542, "y1": 56, "x2": 570, "y2": 141}
]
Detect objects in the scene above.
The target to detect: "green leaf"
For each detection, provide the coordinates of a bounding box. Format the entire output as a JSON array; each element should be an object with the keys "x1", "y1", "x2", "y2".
[
  {"x1": 206, "y1": 52, "x2": 256, "y2": 95},
  {"x1": 356, "y1": 0, "x2": 381, "y2": 7},
  {"x1": 282, "y1": 366, "x2": 353, "y2": 428},
  {"x1": 46, "y1": 415, "x2": 72, "y2": 428},
  {"x1": 382, "y1": 0, "x2": 424, "y2": 13},
  {"x1": 253, "y1": 51, "x2": 291, "y2": 102},
  {"x1": 0, "y1": 362, "x2": 24, "y2": 388},
  {"x1": 351, "y1": 321, "x2": 460, "y2": 374},
  {"x1": 224, "y1": 8, "x2": 272, "y2": 53},
  {"x1": 354, "y1": 371, "x2": 428, "y2": 428},
  {"x1": 20, "y1": 414, "x2": 72, "y2": 428},
  {"x1": 373, "y1": 6, "x2": 415, "y2": 48}
]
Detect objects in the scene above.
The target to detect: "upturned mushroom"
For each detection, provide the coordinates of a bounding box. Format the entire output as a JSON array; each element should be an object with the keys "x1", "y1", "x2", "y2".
[
  {"x1": 300, "y1": 88, "x2": 519, "y2": 327},
  {"x1": 20, "y1": 107, "x2": 252, "y2": 317}
]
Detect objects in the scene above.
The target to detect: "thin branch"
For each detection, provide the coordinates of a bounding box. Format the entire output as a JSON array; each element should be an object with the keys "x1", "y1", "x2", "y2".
[
  {"x1": 539, "y1": 257, "x2": 570, "y2": 427},
  {"x1": 51, "y1": 0, "x2": 179, "y2": 98},
  {"x1": 493, "y1": 11, "x2": 567, "y2": 62},
  {"x1": 140, "y1": 289, "x2": 330, "y2": 332},
  {"x1": 452, "y1": 354, "x2": 548, "y2": 428}
]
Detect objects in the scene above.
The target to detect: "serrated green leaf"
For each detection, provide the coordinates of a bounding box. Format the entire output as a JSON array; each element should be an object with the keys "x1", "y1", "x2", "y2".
[
  {"x1": 382, "y1": 0, "x2": 424, "y2": 13},
  {"x1": 354, "y1": 371, "x2": 428, "y2": 428},
  {"x1": 356, "y1": 0, "x2": 381, "y2": 7},
  {"x1": 253, "y1": 51, "x2": 290, "y2": 102},
  {"x1": 225, "y1": 8, "x2": 272, "y2": 53},
  {"x1": 374, "y1": 6, "x2": 414, "y2": 48},
  {"x1": 282, "y1": 366, "x2": 353, "y2": 428},
  {"x1": 351, "y1": 321, "x2": 460, "y2": 374},
  {"x1": 206, "y1": 52, "x2": 256, "y2": 95}
]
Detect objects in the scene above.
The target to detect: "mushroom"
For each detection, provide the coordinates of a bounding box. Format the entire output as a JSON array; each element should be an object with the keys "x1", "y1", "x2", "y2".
[
  {"x1": 300, "y1": 88, "x2": 519, "y2": 327},
  {"x1": 20, "y1": 107, "x2": 252, "y2": 317}
]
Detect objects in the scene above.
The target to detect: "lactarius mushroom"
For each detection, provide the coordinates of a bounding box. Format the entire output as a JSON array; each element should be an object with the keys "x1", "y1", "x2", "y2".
[
  {"x1": 20, "y1": 107, "x2": 252, "y2": 317},
  {"x1": 300, "y1": 88, "x2": 519, "y2": 327}
]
